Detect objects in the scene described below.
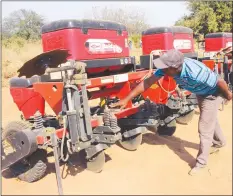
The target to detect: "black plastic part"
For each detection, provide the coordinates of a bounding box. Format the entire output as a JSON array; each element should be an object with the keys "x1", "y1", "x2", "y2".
[
  {"x1": 42, "y1": 19, "x2": 127, "y2": 34},
  {"x1": 66, "y1": 111, "x2": 79, "y2": 145},
  {"x1": 142, "y1": 26, "x2": 193, "y2": 35},
  {"x1": 2, "y1": 129, "x2": 38, "y2": 170},
  {"x1": 122, "y1": 127, "x2": 144, "y2": 138},
  {"x1": 93, "y1": 133, "x2": 121, "y2": 144},
  {"x1": 81, "y1": 85, "x2": 92, "y2": 137},
  {"x1": 93, "y1": 126, "x2": 121, "y2": 134},
  {"x1": 10, "y1": 75, "x2": 41, "y2": 88},
  {"x1": 205, "y1": 32, "x2": 232, "y2": 38},
  {"x1": 82, "y1": 57, "x2": 136, "y2": 68},
  {"x1": 198, "y1": 57, "x2": 211, "y2": 62},
  {"x1": 85, "y1": 144, "x2": 108, "y2": 159},
  {"x1": 117, "y1": 118, "x2": 156, "y2": 127},
  {"x1": 17, "y1": 49, "x2": 70, "y2": 78},
  {"x1": 72, "y1": 90, "x2": 86, "y2": 141}
]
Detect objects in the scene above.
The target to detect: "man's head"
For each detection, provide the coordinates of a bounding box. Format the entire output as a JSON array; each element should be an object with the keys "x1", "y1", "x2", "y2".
[{"x1": 153, "y1": 49, "x2": 184, "y2": 76}]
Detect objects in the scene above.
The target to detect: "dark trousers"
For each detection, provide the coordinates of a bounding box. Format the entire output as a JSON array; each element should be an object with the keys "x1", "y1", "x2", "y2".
[{"x1": 195, "y1": 95, "x2": 226, "y2": 167}]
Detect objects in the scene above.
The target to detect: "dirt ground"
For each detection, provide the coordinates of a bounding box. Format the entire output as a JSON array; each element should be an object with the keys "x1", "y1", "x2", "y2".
[{"x1": 1, "y1": 87, "x2": 232, "y2": 195}]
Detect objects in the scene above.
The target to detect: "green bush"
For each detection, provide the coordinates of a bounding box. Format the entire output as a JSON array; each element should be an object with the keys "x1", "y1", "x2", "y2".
[
  {"x1": 2, "y1": 36, "x2": 26, "y2": 53},
  {"x1": 129, "y1": 34, "x2": 141, "y2": 48}
]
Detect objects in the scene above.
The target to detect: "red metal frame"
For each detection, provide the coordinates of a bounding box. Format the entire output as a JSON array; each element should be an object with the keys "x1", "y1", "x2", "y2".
[
  {"x1": 10, "y1": 68, "x2": 194, "y2": 147},
  {"x1": 10, "y1": 88, "x2": 45, "y2": 119},
  {"x1": 33, "y1": 70, "x2": 178, "y2": 117},
  {"x1": 202, "y1": 59, "x2": 232, "y2": 72}
]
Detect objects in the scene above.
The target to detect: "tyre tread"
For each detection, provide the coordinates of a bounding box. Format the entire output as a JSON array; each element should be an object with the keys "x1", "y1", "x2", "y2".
[{"x1": 3, "y1": 120, "x2": 47, "y2": 183}]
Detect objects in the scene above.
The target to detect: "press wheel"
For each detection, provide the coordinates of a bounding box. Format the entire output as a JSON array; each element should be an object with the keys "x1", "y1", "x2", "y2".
[
  {"x1": 176, "y1": 110, "x2": 195, "y2": 125},
  {"x1": 86, "y1": 151, "x2": 105, "y2": 173},
  {"x1": 119, "y1": 133, "x2": 143, "y2": 151},
  {"x1": 157, "y1": 119, "x2": 177, "y2": 136}
]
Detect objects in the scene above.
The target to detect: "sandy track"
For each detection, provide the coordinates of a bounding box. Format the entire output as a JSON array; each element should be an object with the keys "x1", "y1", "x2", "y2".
[{"x1": 1, "y1": 87, "x2": 232, "y2": 195}]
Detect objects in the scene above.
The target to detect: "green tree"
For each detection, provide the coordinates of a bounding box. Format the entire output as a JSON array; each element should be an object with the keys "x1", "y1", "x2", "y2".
[
  {"x1": 175, "y1": 1, "x2": 232, "y2": 40},
  {"x1": 2, "y1": 9, "x2": 45, "y2": 40}
]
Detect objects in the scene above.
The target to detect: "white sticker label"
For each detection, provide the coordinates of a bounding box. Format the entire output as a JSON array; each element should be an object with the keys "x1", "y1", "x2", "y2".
[
  {"x1": 114, "y1": 74, "x2": 128, "y2": 83},
  {"x1": 50, "y1": 72, "x2": 62, "y2": 80},
  {"x1": 173, "y1": 39, "x2": 192, "y2": 49},
  {"x1": 226, "y1": 42, "x2": 232, "y2": 47},
  {"x1": 101, "y1": 78, "x2": 114, "y2": 84},
  {"x1": 85, "y1": 39, "x2": 123, "y2": 54}
]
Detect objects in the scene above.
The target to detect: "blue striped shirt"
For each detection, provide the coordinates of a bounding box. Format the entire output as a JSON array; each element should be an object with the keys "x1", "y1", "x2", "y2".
[{"x1": 154, "y1": 57, "x2": 219, "y2": 96}]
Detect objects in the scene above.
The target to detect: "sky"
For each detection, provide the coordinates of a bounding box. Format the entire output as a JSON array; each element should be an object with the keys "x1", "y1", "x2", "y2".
[{"x1": 2, "y1": 1, "x2": 190, "y2": 27}]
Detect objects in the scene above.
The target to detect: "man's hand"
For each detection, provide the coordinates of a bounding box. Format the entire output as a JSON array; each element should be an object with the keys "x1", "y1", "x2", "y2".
[
  {"x1": 226, "y1": 91, "x2": 232, "y2": 101},
  {"x1": 110, "y1": 98, "x2": 129, "y2": 109},
  {"x1": 217, "y1": 78, "x2": 232, "y2": 101}
]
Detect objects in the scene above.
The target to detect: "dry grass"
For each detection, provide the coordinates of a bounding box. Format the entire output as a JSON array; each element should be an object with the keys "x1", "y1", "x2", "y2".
[
  {"x1": 2, "y1": 41, "x2": 42, "y2": 87},
  {"x1": 130, "y1": 47, "x2": 142, "y2": 64}
]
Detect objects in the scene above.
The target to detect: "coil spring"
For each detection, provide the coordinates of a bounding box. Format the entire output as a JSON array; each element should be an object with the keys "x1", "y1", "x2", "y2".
[
  {"x1": 34, "y1": 111, "x2": 43, "y2": 129},
  {"x1": 110, "y1": 113, "x2": 118, "y2": 130},
  {"x1": 103, "y1": 110, "x2": 111, "y2": 126}
]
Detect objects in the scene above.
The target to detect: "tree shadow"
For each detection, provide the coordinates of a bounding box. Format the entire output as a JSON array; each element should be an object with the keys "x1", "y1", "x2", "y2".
[{"x1": 142, "y1": 132, "x2": 199, "y2": 168}]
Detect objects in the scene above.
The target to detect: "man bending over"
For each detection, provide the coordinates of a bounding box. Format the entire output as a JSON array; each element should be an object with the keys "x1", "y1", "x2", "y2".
[{"x1": 111, "y1": 49, "x2": 232, "y2": 175}]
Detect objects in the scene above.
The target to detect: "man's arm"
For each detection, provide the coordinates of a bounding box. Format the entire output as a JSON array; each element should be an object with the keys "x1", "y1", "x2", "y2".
[
  {"x1": 216, "y1": 78, "x2": 232, "y2": 101},
  {"x1": 126, "y1": 74, "x2": 161, "y2": 102},
  {"x1": 110, "y1": 73, "x2": 161, "y2": 109}
]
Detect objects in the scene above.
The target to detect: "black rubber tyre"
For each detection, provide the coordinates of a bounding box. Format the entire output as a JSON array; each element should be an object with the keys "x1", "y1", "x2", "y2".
[
  {"x1": 10, "y1": 150, "x2": 47, "y2": 183},
  {"x1": 157, "y1": 119, "x2": 177, "y2": 136},
  {"x1": 176, "y1": 110, "x2": 195, "y2": 125},
  {"x1": 119, "y1": 133, "x2": 143, "y2": 151},
  {"x1": 86, "y1": 151, "x2": 105, "y2": 173},
  {"x1": 2, "y1": 121, "x2": 47, "y2": 183}
]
